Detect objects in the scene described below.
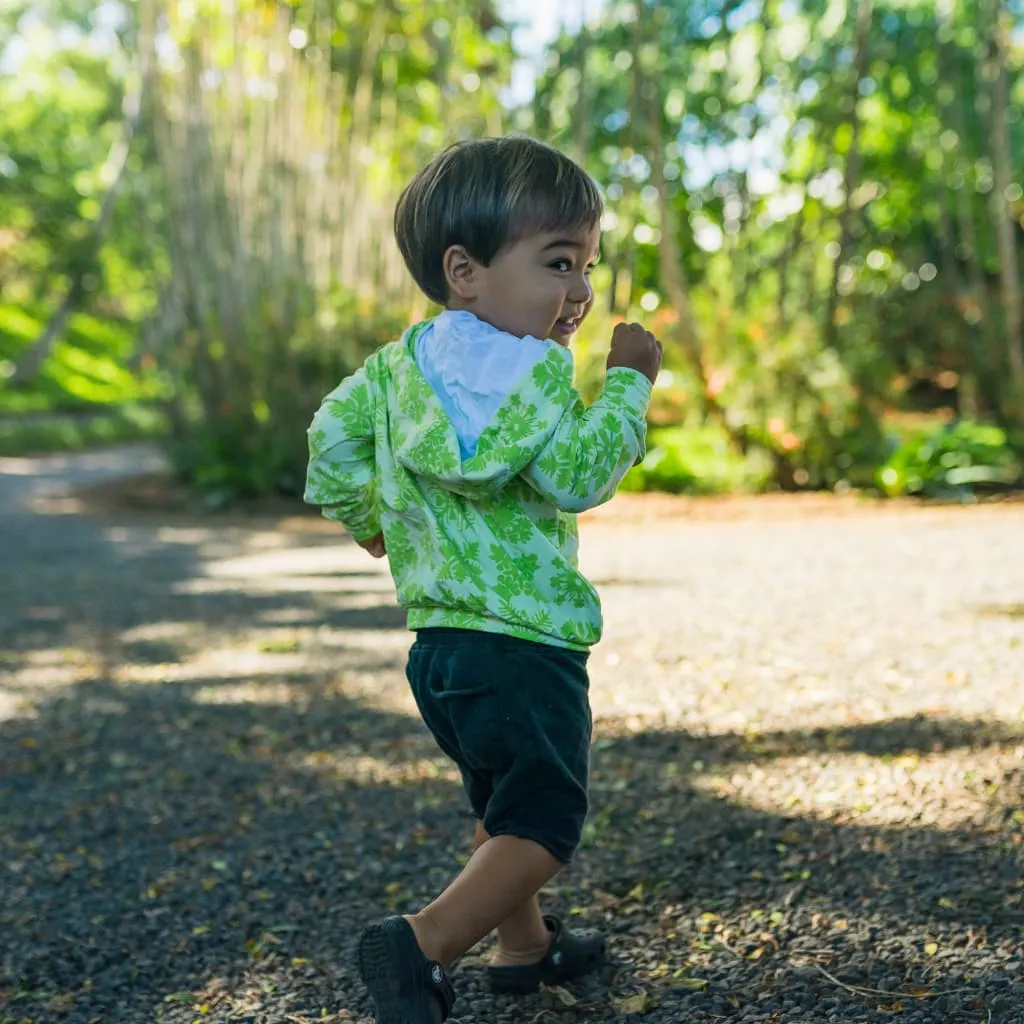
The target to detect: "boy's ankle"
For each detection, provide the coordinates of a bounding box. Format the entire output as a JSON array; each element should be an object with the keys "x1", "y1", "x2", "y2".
[
  {"x1": 403, "y1": 913, "x2": 449, "y2": 969},
  {"x1": 491, "y1": 934, "x2": 552, "y2": 968}
]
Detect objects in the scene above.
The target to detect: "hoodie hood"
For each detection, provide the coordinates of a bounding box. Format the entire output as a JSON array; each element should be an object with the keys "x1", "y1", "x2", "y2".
[{"x1": 381, "y1": 313, "x2": 576, "y2": 500}]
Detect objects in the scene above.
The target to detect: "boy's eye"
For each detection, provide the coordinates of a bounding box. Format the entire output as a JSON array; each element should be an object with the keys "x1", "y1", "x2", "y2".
[{"x1": 549, "y1": 258, "x2": 598, "y2": 273}]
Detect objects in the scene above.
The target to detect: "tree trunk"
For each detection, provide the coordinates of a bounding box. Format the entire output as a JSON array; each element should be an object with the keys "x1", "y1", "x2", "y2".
[
  {"x1": 632, "y1": 0, "x2": 798, "y2": 484},
  {"x1": 822, "y1": 0, "x2": 873, "y2": 352},
  {"x1": 777, "y1": 205, "x2": 806, "y2": 333},
  {"x1": 572, "y1": 0, "x2": 591, "y2": 165},
  {"x1": 936, "y1": 0, "x2": 993, "y2": 415},
  {"x1": 736, "y1": 4, "x2": 773, "y2": 310},
  {"x1": 984, "y1": 0, "x2": 1024, "y2": 399},
  {"x1": 11, "y1": 0, "x2": 156, "y2": 385}
]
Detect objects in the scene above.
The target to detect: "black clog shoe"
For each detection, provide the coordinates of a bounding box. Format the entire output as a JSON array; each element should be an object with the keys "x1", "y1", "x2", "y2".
[{"x1": 487, "y1": 915, "x2": 607, "y2": 995}]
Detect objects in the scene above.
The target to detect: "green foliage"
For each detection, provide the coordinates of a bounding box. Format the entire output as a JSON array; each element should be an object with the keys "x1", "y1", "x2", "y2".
[
  {"x1": 3, "y1": 0, "x2": 1024, "y2": 501},
  {"x1": 162, "y1": 293, "x2": 406, "y2": 503},
  {"x1": 878, "y1": 419, "x2": 1022, "y2": 498},
  {"x1": 531, "y1": 0, "x2": 1024, "y2": 488},
  {"x1": 0, "y1": 305, "x2": 159, "y2": 413},
  {"x1": 622, "y1": 426, "x2": 772, "y2": 495},
  {"x1": 140, "y1": 0, "x2": 515, "y2": 501},
  {"x1": 0, "y1": 405, "x2": 163, "y2": 457},
  {"x1": 0, "y1": 5, "x2": 160, "y2": 313}
]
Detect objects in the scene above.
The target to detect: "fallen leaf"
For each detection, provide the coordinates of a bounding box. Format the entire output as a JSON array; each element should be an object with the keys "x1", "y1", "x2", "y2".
[
  {"x1": 543, "y1": 985, "x2": 577, "y2": 1007},
  {"x1": 613, "y1": 992, "x2": 649, "y2": 1014},
  {"x1": 592, "y1": 889, "x2": 621, "y2": 909},
  {"x1": 924, "y1": 942, "x2": 938, "y2": 956},
  {"x1": 672, "y1": 977, "x2": 709, "y2": 991}
]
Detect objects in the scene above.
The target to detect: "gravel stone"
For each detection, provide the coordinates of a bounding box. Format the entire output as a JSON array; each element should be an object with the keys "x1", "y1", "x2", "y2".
[{"x1": 1, "y1": 448, "x2": 1022, "y2": 1024}]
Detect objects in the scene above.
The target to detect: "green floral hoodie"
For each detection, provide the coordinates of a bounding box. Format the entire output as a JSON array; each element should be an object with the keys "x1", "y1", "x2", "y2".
[{"x1": 304, "y1": 313, "x2": 652, "y2": 651}]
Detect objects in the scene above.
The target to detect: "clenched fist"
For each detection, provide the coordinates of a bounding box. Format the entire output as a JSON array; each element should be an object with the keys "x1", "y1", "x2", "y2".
[{"x1": 606, "y1": 322, "x2": 663, "y2": 385}]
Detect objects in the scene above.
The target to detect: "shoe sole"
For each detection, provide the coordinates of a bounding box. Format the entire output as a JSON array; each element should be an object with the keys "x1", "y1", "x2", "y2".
[{"x1": 358, "y1": 923, "x2": 439, "y2": 1024}]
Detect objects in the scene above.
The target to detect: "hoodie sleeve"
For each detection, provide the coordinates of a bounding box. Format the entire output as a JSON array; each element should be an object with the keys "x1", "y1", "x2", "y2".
[
  {"x1": 304, "y1": 366, "x2": 382, "y2": 542},
  {"x1": 520, "y1": 366, "x2": 653, "y2": 513}
]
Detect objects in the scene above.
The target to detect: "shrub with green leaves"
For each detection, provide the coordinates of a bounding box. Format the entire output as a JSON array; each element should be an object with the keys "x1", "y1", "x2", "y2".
[
  {"x1": 162, "y1": 291, "x2": 405, "y2": 503},
  {"x1": 621, "y1": 426, "x2": 773, "y2": 495},
  {"x1": 878, "y1": 420, "x2": 1021, "y2": 498}
]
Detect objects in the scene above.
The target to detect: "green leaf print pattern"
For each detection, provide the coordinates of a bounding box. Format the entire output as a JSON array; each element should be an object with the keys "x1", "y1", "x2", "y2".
[
  {"x1": 303, "y1": 368, "x2": 381, "y2": 542},
  {"x1": 305, "y1": 320, "x2": 652, "y2": 650}
]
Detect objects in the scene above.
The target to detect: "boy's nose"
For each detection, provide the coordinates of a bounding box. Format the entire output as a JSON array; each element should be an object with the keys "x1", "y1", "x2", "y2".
[{"x1": 569, "y1": 276, "x2": 593, "y2": 305}]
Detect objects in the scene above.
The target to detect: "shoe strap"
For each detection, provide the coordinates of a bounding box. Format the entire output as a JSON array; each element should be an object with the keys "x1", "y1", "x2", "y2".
[{"x1": 426, "y1": 961, "x2": 455, "y2": 1019}]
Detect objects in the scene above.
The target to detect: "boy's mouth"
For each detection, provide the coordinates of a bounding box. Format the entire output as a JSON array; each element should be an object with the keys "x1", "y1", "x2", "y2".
[{"x1": 553, "y1": 316, "x2": 581, "y2": 337}]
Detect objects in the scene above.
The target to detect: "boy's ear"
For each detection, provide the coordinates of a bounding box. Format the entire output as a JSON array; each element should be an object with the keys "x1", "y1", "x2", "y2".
[{"x1": 442, "y1": 245, "x2": 480, "y2": 301}]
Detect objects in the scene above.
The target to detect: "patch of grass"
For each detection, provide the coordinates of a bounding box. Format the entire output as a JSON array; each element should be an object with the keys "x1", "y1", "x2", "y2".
[
  {"x1": 621, "y1": 425, "x2": 773, "y2": 495},
  {"x1": 0, "y1": 303, "x2": 168, "y2": 455},
  {"x1": 0, "y1": 404, "x2": 165, "y2": 456},
  {"x1": 0, "y1": 304, "x2": 162, "y2": 415}
]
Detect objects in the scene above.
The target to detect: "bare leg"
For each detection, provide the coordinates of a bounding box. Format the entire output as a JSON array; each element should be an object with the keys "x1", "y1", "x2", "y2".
[
  {"x1": 404, "y1": 828, "x2": 561, "y2": 969},
  {"x1": 467, "y1": 823, "x2": 554, "y2": 966}
]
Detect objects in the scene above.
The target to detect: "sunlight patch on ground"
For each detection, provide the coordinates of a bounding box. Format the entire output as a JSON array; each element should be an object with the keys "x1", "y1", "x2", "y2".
[
  {"x1": 0, "y1": 688, "x2": 33, "y2": 721},
  {"x1": 119, "y1": 620, "x2": 194, "y2": 643},
  {"x1": 295, "y1": 749, "x2": 457, "y2": 786},
  {"x1": 113, "y1": 647, "x2": 312, "y2": 685},
  {"x1": 198, "y1": 544, "x2": 391, "y2": 582},
  {"x1": 689, "y1": 747, "x2": 1024, "y2": 830},
  {"x1": 190, "y1": 680, "x2": 315, "y2": 706},
  {"x1": 253, "y1": 606, "x2": 321, "y2": 624},
  {"x1": 6, "y1": 646, "x2": 100, "y2": 690},
  {"x1": 172, "y1": 574, "x2": 393, "y2": 596}
]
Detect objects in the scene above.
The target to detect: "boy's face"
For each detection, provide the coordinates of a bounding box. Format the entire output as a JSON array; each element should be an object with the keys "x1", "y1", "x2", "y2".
[{"x1": 444, "y1": 223, "x2": 601, "y2": 345}]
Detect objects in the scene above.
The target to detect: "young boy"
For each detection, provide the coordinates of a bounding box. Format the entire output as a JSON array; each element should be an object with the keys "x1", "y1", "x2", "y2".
[{"x1": 304, "y1": 136, "x2": 662, "y2": 1024}]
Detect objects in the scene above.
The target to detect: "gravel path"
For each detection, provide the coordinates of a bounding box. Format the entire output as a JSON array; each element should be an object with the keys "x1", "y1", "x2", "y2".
[{"x1": 1, "y1": 448, "x2": 1022, "y2": 1024}]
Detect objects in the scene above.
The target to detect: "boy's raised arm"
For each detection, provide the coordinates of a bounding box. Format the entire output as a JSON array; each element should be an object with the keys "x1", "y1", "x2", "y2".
[
  {"x1": 304, "y1": 366, "x2": 382, "y2": 542},
  {"x1": 521, "y1": 323, "x2": 662, "y2": 513}
]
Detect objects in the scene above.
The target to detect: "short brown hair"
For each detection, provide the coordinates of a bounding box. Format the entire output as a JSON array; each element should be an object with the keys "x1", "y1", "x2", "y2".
[{"x1": 394, "y1": 136, "x2": 603, "y2": 305}]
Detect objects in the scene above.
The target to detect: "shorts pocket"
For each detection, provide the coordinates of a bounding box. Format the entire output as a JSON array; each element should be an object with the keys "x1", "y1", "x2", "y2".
[
  {"x1": 437, "y1": 649, "x2": 506, "y2": 772},
  {"x1": 429, "y1": 677, "x2": 496, "y2": 701}
]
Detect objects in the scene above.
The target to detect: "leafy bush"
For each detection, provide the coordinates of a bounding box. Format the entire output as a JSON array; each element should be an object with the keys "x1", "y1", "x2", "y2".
[
  {"x1": 878, "y1": 420, "x2": 1021, "y2": 498},
  {"x1": 622, "y1": 426, "x2": 773, "y2": 495},
  {"x1": 161, "y1": 291, "x2": 406, "y2": 504},
  {"x1": 0, "y1": 305, "x2": 160, "y2": 415},
  {"x1": 0, "y1": 405, "x2": 164, "y2": 457}
]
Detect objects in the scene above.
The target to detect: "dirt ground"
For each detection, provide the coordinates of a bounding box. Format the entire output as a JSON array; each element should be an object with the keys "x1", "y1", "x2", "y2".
[{"x1": 1, "y1": 446, "x2": 1022, "y2": 1024}]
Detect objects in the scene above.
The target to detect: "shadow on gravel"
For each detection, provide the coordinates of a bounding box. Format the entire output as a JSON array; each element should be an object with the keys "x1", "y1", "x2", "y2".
[
  {"x1": 0, "y1": 504, "x2": 404, "y2": 682},
  {"x1": 1, "y1": 465, "x2": 1021, "y2": 1022},
  {"x1": 2, "y1": 669, "x2": 1021, "y2": 1023}
]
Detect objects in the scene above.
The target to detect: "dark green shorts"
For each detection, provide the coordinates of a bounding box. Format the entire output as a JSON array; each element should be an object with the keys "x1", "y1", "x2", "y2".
[{"x1": 406, "y1": 628, "x2": 592, "y2": 864}]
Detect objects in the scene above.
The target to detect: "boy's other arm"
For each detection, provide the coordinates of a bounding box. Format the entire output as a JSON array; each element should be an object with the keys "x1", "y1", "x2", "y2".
[
  {"x1": 304, "y1": 367, "x2": 384, "y2": 548},
  {"x1": 521, "y1": 323, "x2": 662, "y2": 513}
]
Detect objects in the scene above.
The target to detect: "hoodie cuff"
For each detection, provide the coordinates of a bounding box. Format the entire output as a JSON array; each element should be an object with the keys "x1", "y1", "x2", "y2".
[{"x1": 605, "y1": 366, "x2": 654, "y2": 408}]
